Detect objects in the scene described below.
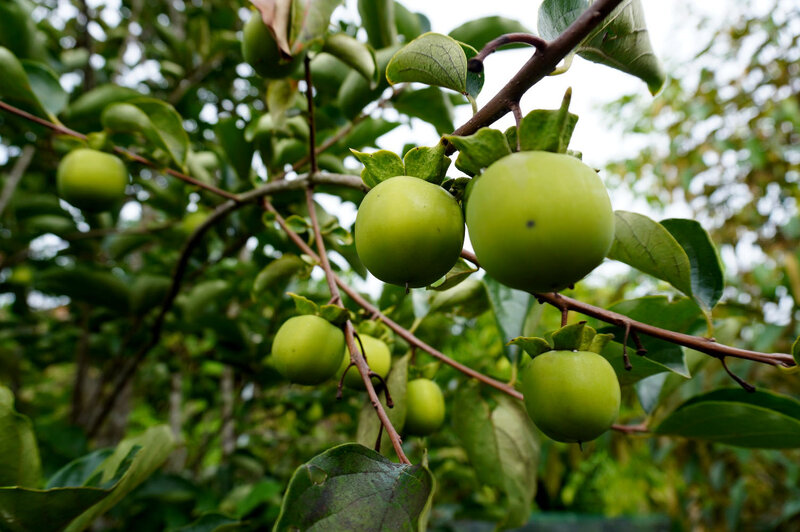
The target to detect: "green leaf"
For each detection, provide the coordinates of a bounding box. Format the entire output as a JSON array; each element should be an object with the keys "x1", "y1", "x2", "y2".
[
  {"x1": 608, "y1": 211, "x2": 693, "y2": 297},
  {"x1": 252, "y1": 255, "x2": 310, "y2": 296},
  {"x1": 64, "y1": 426, "x2": 175, "y2": 531},
  {"x1": 289, "y1": 0, "x2": 342, "y2": 55},
  {"x1": 538, "y1": 0, "x2": 665, "y2": 94},
  {"x1": 350, "y1": 149, "x2": 404, "y2": 188},
  {"x1": 0, "y1": 386, "x2": 41, "y2": 488},
  {"x1": 130, "y1": 275, "x2": 172, "y2": 317},
  {"x1": 427, "y1": 258, "x2": 478, "y2": 292},
  {"x1": 394, "y1": 2, "x2": 428, "y2": 43},
  {"x1": 444, "y1": 127, "x2": 511, "y2": 177},
  {"x1": 484, "y1": 276, "x2": 533, "y2": 362},
  {"x1": 322, "y1": 33, "x2": 378, "y2": 87},
  {"x1": 0, "y1": 46, "x2": 48, "y2": 118},
  {"x1": 273, "y1": 443, "x2": 434, "y2": 531},
  {"x1": 403, "y1": 143, "x2": 451, "y2": 184},
  {"x1": 37, "y1": 268, "x2": 131, "y2": 315},
  {"x1": 22, "y1": 61, "x2": 67, "y2": 117},
  {"x1": 386, "y1": 33, "x2": 468, "y2": 94},
  {"x1": 428, "y1": 278, "x2": 488, "y2": 318},
  {"x1": 392, "y1": 87, "x2": 455, "y2": 135},
  {"x1": 0, "y1": 426, "x2": 174, "y2": 532},
  {"x1": 62, "y1": 84, "x2": 142, "y2": 123},
  {"x1": 518, "y1": 88, "x2": 578, "y2": 153},
  {"x1": 215, "y1": 117, "x2": 254, "y2": 184},
  {"x1": 551, "y1": 321, "x2": 590, "y2": 351},
  {"x1": 595, "y1": 296, "x2": 704, "y2": 383},
  {"x1": 655, "y1": 389, "x2": 800, "y2": 448},
  {"x1": 453, "y1": 385, "x2": 538, "y2": 529},
  {"x1": 46, "y1": 449, "x2": 114, "y2": 489},
  {"x1": 661, "y1": 218, "x2": 725, "y2": 312},
  {"x1": 507, "y1": 336, "x2": 552, "y2": 359},
  {"x1": 340, "y1": 117, "x2": 400, "y2": 150},
  {"x1": 793, "y1": 336, "x2": 800, "y2": 367},
  {"x1": 448, "y1": 16, "x2": 532, "y2": 52},
  {"x1": 178, "y1": 280, "x2": 230, "y2": 321},
  {"x1": 130, "y1": 98, "x2": 190, "y2": 169},
  {"x1": 356, "y1": 354, "x2": 408, "y2": 454},
  {"x1": 170, "y1": 513, "x2": 244, "y2": 532},
  {"x1": 357, "y1": 0, "x2": 397, "y2": 49},
  {"x1": 318, "y1": 305, "x2": 350, "y2": 326},
  {"x1": 287, "y1": 292, "x2": 319, "y2": 316}
]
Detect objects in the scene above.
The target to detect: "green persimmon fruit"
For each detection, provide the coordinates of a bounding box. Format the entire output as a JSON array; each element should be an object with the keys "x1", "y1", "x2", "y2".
[
  {"x1": 355, "y1": 176, "x2": 465, "y2": 288},
  {"x1": 521, "y1": 350, "x2": 620, "y2": 443},
  {"x1": 241, "y1": 12, "x2": 301, "y2": 79},
  {"x1": 404, "y1": 378, "x2": 445, "y2": 436},
  {"x1": 338, "y1": 334, "x2": 392, "y2": 389},
  {"x1": 271, "y1": 315, "x2": 345, "y2": 385},
  {"x1": 465, "y1": 151, "x2": 614, "y2": 292},
  {"x1": 56, "y1": 148, "x2": 129, "y2": 212}
]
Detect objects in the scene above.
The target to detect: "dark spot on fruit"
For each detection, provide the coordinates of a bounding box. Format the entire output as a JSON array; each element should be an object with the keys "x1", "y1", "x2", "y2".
[{"x1": 526, "y1": 220, "x2": 535, "y2": 228}]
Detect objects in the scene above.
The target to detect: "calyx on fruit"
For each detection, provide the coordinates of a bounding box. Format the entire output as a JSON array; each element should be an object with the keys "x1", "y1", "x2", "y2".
[
  {"x1": 56, "y1": 148, "x2": 129, "y2": 212},
  {"x1": 271, "y1": 315, "x2": 345, "y2": 385},
  {"x1": 512, "y1": 322, "x2": 620, "y2": 443},
  {"x1": 354, "y1": 175, "x2": 465, "y2": 288},
  {"x1": 404, "y1": 378, "x2": 445, "y2": 436},
  {"x1": 241, "y1": 11, "x2": 301, "y2": 79},
  {"x1": 465, "y1": 150, "x2": 614, "y2": 293},
  {"x1": 338, "y1": 334, "x2": 392, "y2": 389}
]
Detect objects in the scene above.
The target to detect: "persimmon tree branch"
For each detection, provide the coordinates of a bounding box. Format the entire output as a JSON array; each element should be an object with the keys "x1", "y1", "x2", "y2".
[
  {"x1": 449, "y1": 0, "x2": 626, "y2": 146},
  {"x1": 459, "y1": 249, "x2": 796, "y2": 368}
]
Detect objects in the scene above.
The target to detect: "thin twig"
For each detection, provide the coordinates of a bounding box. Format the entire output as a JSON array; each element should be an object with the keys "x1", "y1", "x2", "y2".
[
  {"x1": 720, "y1": 357, "x2": 756, "y2": 392},
  {"x1": 0, "y1": 145, "x2": 35, "y2": 216},
  {"x1": 469, "y1": 32, "x2": 549, "y2": 71}
]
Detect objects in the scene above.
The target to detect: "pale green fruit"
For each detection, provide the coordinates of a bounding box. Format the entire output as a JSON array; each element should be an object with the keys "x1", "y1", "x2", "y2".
[
  {"x1": 338, "y1": 334, "x2": 392, "y2": 389},
  {"x1": 521, "y1": 350, "x2": 620, "y2": 443},
  {"x1": 56, "y1": 148, "x2": 128, "y2": 212},
  {"x1": 271, "y1": 315, "x2": 345, "y2": 385},
  {"x1": 355, "y1": 176, "x2": 465, "y2": 288},
  {"x1": 466, "y1": 151, "x2": 614, "y2": 292},
  {"x1": 405, "y1": 378, "x2": 445, "y2": 436}
]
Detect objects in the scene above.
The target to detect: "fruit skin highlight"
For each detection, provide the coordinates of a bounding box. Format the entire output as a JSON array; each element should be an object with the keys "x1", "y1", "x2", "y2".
[
  {"x1": 465, "y1": 151, "x2": 614, "y2": 293},
  {"x1": 355, "y1": 176, "x2": 465, "y2": 288},
  {"x1": 271, "y1": 315, "x2": 345, "y2": 385},
  {"x1": 241, "y1": 12, "x2": 301, "y2": 79},
  {"x1": 521, "y1": 350, "x2": 620, "y2": 443},
  {"x1": 404, "y1": 378, "x2": 446, "y2": 436},
  {"x1": 56, "y1": 148, "x2": 129, "y2": 212},
  {"x1": 338, "y1": 334, "x2": 392, "y2": 389}
]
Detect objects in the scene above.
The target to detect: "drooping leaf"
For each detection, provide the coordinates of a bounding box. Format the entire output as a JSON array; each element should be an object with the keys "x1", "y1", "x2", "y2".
[
  {"x1": 655, "y1": 389, "x2": 800, "y2": 448},
  {"x1": 252, "y1": 254, "x2": 310, "y2": 296},
  {"x1": 403, "y1": 143, "x2": 450, "y2": 184},
  {"x1": 289, "y1": 0, "x2": 342, "y2": 55},
  {"x1": 427, "y1": 259, "x2": 478, "y2": 292},
  {"x1": 428, "y1": 278, "x2": 488, "y2": 318},
  {"x1": 661, "y1": 218, "x2": 725, "y2": 312},
  {"x1": 444, "y1": 127, "x2": 511, "y2": 177},
  {"x1": 37, "y1": 268, "x2": 131, "y2": 315},
  {"x1": 62, "y1": 84, "x2": 142, "y2": 123},
  {"x1": 517, "y1": 88, "x2": 578, "y2": 153},
  {"x1": 484, "y1": 276, "x2": 533, "y2": 362},
  {"x1": 594, "y1": 296, "x2": 705, "y2": 383},
  {"x1": 215, "y1": 117, "x2": 254, "y2": 184},
  {"x1": 453, "y1": 385, "x2": 538, "y2": 529},
  {"x1": 357, "y1": 0, "x2": 397, "y2": 49},
  {"x1": 538, "y1": 0, "x2": 665, "y2": 94},
  {"x1": 322, "y1": 33, "x2": 378, "y2": 87},
  {"x1": 21, "y1": 61, "x2": 68, "y2": 117},
  {"x1": 608, "y1": 211, "x2": 693, "y2": 297},
  {"x1": 130, "y1": 275, "x2": 172, "y2": 317},
  {"x1": 386, "y1": 33, "x2": 468, "y2": 94},
  {"x1": 0, "y1": 46, "x2": 48, "y2": 118},
  {"x1": 273, "y1": 443, "x2": 434, "y2": 531},
  {"x1": 350, "y1": 149, "x2": 404, "y2": 188},
  {"x1": 0, "y1": 386, "x2": 41, "y2": 488}
]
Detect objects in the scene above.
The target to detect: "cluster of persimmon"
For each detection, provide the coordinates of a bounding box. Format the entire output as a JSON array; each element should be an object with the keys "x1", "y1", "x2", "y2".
[{"x1": 51, "y1": 11, "x2": 622, "y2": 444}]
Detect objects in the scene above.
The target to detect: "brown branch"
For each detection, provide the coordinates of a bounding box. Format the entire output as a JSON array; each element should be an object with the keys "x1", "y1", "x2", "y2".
[
  {"x1": 449, "y1": 0, "x2": 626, "y2": 148},
  {"x1": 469, "y1": 33, "x2": 549, "y2": 72},
  {"x1": 458, "y1": 251, "x2": 795, "y2": 368},
  {"x1": 611, "y1": 422, "x2": 649, "y2": 434},
  {"x1": 279, "y1": 191, "x2": 410, "y2": 464},
  {"x1": 0, "y1": 100, "x2": 238, "y2": 201},
  {"x1": 266, "y1": 203, "x2": 523, "y2": 402}
]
